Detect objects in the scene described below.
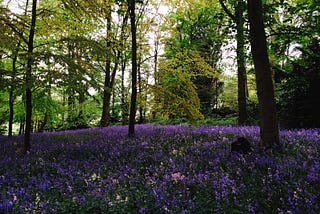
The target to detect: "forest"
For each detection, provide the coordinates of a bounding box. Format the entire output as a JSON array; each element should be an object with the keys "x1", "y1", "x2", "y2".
[{"x1": 0, "y1": 0, "x2": 319, "y2": 213}]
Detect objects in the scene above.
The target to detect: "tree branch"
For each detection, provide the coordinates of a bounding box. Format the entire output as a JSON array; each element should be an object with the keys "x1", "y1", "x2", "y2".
[
  {"x1": 218, "y1": 0, "x2": 236, "y2": 22},
  {"x1": 0, "y1": 16, "x2": 28, "y2": 44}
]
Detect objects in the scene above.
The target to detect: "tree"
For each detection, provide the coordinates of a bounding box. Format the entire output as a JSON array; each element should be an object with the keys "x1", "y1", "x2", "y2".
[
  {"x1": 219, "y1": 0, "x2": 248, "y2": 124},
  {"x1": 154, "y1": 50, "x2": 219, "y2": 123},
  {"x1": 164, "y1": 0, "x2": 226, "y2": 115},
  {"x1": 247, "y1": 0, "x2": 280, "y2": 150},
  {"x1": 100, "y1": 2, "x2": 113, "y2": 127},
  {"x1": 101, "y1": 1, "x2": 130, "y2": 127},
  {"x1": 24, "y1": 0, "x2": 38, "y2": 152},
  {"x1": 128, "y1": 0, "x2": 137, "y2": 136},
  {"x1": 0, "y1": 1, "x2": 29, "y2": 137}
]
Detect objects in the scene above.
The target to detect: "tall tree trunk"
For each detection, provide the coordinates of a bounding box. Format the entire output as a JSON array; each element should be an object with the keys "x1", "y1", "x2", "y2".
[
  {"x1": 236, "y1": 0, "x2": 248, "y2": 125},
  {"x1": 100, "y1": 3, "x2": 112, "y2": 127},
  {"x1": 24, "y1": 0, "x2": 37, "y2": 153},
  {"x1": 247, "y1": 0, "x2": 280, "y2": 149},
  {"x1": 151, "y1": 36, "x2": 159, "y2": 121},
  {"x1": 8, "y1": 85, "x2": 14, "y2": 137},
  {"x1": 219, "y1": 0, "x2": 248, "y2": 125},
  {"x1": 128, "y1": 0, "x2": 137, "y2": 136},
  {"x1": 19, "y1": 120, "x2": 24, "y2": 135},
  {"x1": 9, "y1": 43, "x2": 20, "y2": 137},
  {"x1": 101, "y1": 4, "x2": 129, "y2": 126}
]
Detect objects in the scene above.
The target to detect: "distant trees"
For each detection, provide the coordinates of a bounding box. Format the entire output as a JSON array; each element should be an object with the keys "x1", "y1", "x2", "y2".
[
  {"x1": 264, "y1": 0, "x2": 320, "y2": 129},
  {"x1": 0, "y1": 0, "x2": 319, "y2": 145},
  {"x1": 163, "y1": 0, "x2": 226, "y2": 117}
]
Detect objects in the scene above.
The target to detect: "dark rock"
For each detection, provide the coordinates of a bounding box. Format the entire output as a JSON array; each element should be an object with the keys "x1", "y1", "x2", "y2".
[{"x1": 231, "y1": 137, "x2": 252, "y2": 154}]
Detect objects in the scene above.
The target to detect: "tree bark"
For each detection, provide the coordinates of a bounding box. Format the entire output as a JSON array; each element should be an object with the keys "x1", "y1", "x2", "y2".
[
  {"x1": 236, "y1": 0, "x2": 248, "y2": 125},
  {"x1": 100, "y1": 3, "x2": 112, "y2": 127},
  {"x1": 8, "y1": 85, "x2": 14, "y2": 137},
  {"x1": 247, "y1": 0, "x2": 280, "y2": 149},
  {"x1": 8, "y1": 48, "x2": 18, "y2": 137},
  {"x1": 24, "y1": 0, "x2": 37, "y2": 153},
  {"x1": 219, "y1": 0, "x2": 248, "y2": 125},
  {"x1": 128, "y1": 0, "x2": 137, "y2": 137}
]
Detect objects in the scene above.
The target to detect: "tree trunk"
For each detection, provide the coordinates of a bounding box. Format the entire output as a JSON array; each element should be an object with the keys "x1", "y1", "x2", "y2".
[
  {"x1": 101, "y1": 4, "x2": 129, "y2": 126},
  {"x1": 24, "y1": 0, "x2": 37, "y2": 153},
  {"x1": 247, "y1": 0, "x2": 280, "y2": 149},
  {"x1": 100, "y1": 3, "x2": 112, "y2": 127},
  {"x1": 8, "y1": 85, "x2": 14, "y2": 137},
  {"x1": 219, "y1": 0, "x2": 248, "y2": 125},
  {"x1": 19, "y1": 120, "x2": 24, "y2": 135},
  {"x1": 128, "y1": 0, "x2": 137, "y2": 137},
  {"x1": 8, "y1": 43, "x2": 20, "y2": 137},
  {"x1": 236, "y1": 0, "x2": 248, "y2": 125}
]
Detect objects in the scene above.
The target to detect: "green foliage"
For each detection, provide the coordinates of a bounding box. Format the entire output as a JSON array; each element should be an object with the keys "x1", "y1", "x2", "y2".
[
  {"x1": 163, "y1": 1, "x2": 226, "y2": 116},
  {"x1": 219, "y1": 75, "x2": 238, "y2": 111},
  {"x1": 202, "y1": 115, "x2": 237, "y2": 126},
  {"x1": 165, "y1": 0, "x2": 226, "y2": 62},
  {"x1": 153, "y1": 51, "x2": 220, "y2": 123},
  {"x1": 276, "y1": 39, "x2": 320, "y2": 128}
]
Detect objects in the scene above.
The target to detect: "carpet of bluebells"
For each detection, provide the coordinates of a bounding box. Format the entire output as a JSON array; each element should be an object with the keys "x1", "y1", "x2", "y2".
[{"x1": 0, "y1": 124, "x2": 319, "y2": 213}]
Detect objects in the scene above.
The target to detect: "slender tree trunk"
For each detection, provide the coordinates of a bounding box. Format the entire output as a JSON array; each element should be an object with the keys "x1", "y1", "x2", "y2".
[
  {"x1": 8, "y1": 85, "x2": 14, "y2": 137},
  {"x1": 151, "y1": 37, "x2": 159, "y2": 121},
  {"x1": 247, "y1": 0, "x2": 280, "y2": 149},
  {"x1": 9, "y1": 0, "x2": 29, "y2": 137},
  {"x1": 154, "y1": 38, "x2": 159, "y2": 85},
  {"x1": 101, "y1": 4, "x2": 129, "y2": 126},
  {"x1": 8, "y1": 54, "x2": 16, "y2": 137},
  {"x1": 101, "y1": 4, "x2": 112, "y2": 127},
  {"x1": 24, "y1": 0, "x2": 37, "y2": 153},
  {"x1": 128, "y1": 0, "x2": 137, "y2": 136},
  {"x1": 219, "y1": 0, "x2": 248, "y2": 125},
  {"x1": 19, "y1": 120, "x2": 24, "y2": 135},
  {"x1": 236, "y1": 0, "x2": 248, "y2": 125},
  {"x1": 8, "y1": 43, "x2": 20, "y2": 137}
]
